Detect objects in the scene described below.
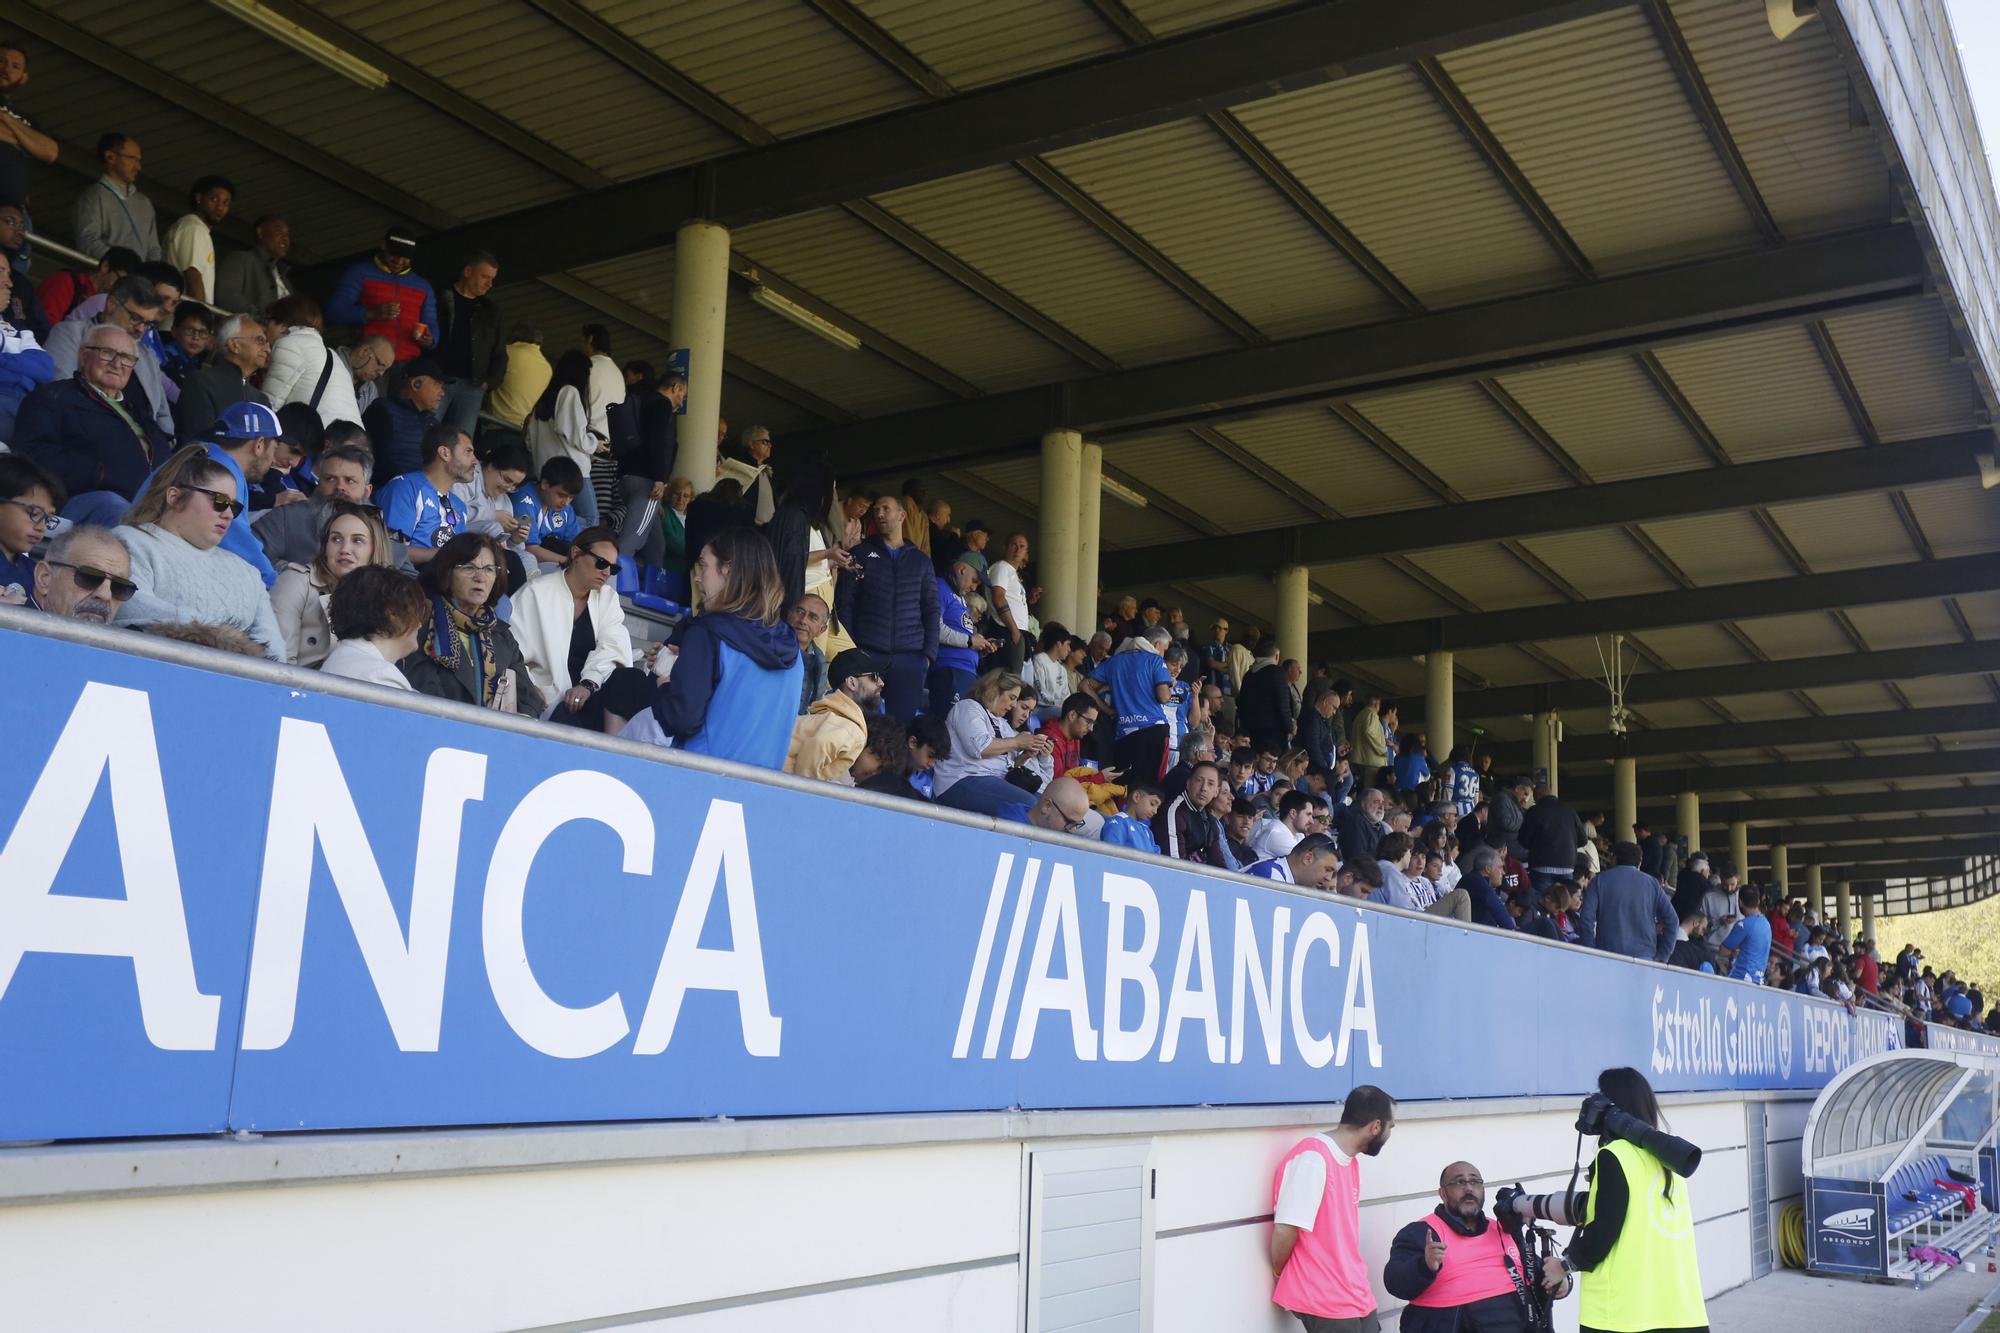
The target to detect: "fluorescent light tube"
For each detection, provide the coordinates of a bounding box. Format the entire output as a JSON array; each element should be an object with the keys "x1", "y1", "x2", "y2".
[
  {"x1": 749, "y1": 285, "x2": 861, "y2": 351},
  {"x1": 1100, "y1": 477, "x2": 1149, "y2": 508},
  {"x1": 210, "y1": 0, "x2": 390, "y2": 91}
]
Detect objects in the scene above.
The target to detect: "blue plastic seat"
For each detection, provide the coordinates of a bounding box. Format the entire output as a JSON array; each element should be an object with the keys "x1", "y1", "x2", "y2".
[{"x1": 614, "y1": 561, "x2": 641, "y2": 597}]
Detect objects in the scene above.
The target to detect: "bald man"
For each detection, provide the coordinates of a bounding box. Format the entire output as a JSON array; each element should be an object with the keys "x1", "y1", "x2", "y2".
[
  {"x1": 997, "y1": 775, "x2": 1093, "y2": 834},
  {"x1": 1383, "y1": 1159, "x2": 1570, "y2": 1332}
]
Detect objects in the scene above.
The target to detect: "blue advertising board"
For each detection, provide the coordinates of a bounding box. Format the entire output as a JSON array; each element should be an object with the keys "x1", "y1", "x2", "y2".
[
  {"x1": 0, "y1": 624, "x2": 1940, "y2": 1141},
  {"x1": 1807, "y1": 1179, "x2": 1887, "y2": 1276}
]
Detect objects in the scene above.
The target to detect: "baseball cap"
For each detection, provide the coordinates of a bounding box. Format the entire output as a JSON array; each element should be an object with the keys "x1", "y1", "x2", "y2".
[
  {"x1": 202, "y1": 401, "x2": 282, "y2": 443},
  {"x1": 403, "y1": 356, "x2": 445, "y2": 384},
  {"x1": 383, "y1": 225, "x2": 420, "y2": 257},
  {"x1": 829, "y1": 647, "x2": 886, "y2": 689}
]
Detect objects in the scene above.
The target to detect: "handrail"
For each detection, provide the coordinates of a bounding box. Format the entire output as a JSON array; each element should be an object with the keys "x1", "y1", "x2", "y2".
[{"x1": 24, "y1": 224, "x2": 258, "y2": 323}]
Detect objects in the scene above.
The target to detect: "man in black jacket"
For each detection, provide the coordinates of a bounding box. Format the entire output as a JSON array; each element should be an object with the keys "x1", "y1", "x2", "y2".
[
  {"x1": 1518, "y1": 787, "x2": 1586, "y2": 895},
  {"x1": 432, "y1": 249, "x2": 504, "y2": 441},
  {"x1": 614, "y1": 370, "x2": 685, "y2": 565},
  {"x1": 1384, "y1": 1162, "x2": 1571, "y2": 1332},
  {"x1": 1237, "y1": 638, "x2": 1294, "y2": 754}
]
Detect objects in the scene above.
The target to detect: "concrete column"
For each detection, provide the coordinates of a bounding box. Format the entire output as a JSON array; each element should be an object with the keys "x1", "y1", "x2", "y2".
[
  {"x1": 1613, "y1": 756, "x2": 1638, "y2": 845},
  {"x1": 1730, "y1": 821, "x2": 1749, "y2": 881},
  {"x1": 1532, "y1": 711, "x2": 1559, "y2": 794},
  {"x1": 1426, "y1": 650, "x2": 1455, "y2": 758},
  {"x1": 671, "y1": 220, "x2": 731, "y2": 495},
  {"x1": 1075, "y1": 442, "x2": 1101, "y2": 632},
  {"x1": 1837, "y1": 881, "x2": 1852, "y2": 943},
  {"x1": 1862, "y1": 892, "x2": 1876, "y2": 943},
  {"x1": 1675, "y1": 790, "x2": 1700, "y2": 852},
  {"x1": 1037, "y1": 430, "x2": 1083, "y2": 632},
  {"x1": 1771, "y1": 843, "x2": 1790, "y2": 904},
  {"x1": 1275, "y1": 565, "x2": 1309, "y2": 675},
  {"x1": 1805, "y1": 863, "x2": 1824, "y2": 921}
]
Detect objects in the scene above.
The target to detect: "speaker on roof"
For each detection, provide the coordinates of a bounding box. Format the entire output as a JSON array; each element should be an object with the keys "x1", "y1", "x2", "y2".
[{"x1": 1768, "y1": 0, "x2": 1821, "y2": 41}]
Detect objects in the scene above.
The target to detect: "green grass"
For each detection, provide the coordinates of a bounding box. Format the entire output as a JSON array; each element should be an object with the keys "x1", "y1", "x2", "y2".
[{"x1": 1883, "y1": 892, "x2": 2000, "y2": 994}]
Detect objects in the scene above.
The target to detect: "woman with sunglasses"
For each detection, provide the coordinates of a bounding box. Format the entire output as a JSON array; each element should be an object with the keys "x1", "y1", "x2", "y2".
[
  {"x1": 269, "y1": 499, "x2": 391, "y2": 666},
  {"x1": 114, "y1": 444, "x2": 284, "y2": 658},
  {"x1": 399, "y1": 532, "x2": 544, "y2": 716},
  {"x1": 512, "y1": 526, "x2": 654, "y2": 733}
]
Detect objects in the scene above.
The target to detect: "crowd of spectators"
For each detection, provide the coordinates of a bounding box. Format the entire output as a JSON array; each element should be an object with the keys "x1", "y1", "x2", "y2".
[{"x1": 0, "y1": 39, "x2": 1982, "y2": 1020}]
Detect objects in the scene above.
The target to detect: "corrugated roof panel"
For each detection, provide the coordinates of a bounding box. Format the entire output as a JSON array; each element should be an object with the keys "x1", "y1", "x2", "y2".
[
  {"x1": 732, "y1": 209, "x2": 1085, "y2": 391},
  {"x1": 1514, "y1": 530, "x2": 1681, "y2": 599},
  {"x1": 1635, "y1": 512, "x2": 1793, "y2": 583},
  {"x1": 1211, "y1": 409, "x2": 1439, "y2": 517},
  {"x1": 1312, "y1": 558, "x2": 1458, "y2": 622},
  {"x1": 1043, "y1": 120, "x2": 1399, "y2": 339},
  {"x1": 1898, "y1": 676, "x2": 1997, "y2": 707},
  {"x1": 1823, "y1": 300, "x2": 1986, "y2": 441},
  {"x1": 1766, "y1": 493, "x2": 1924, "y2": 572},
  {"x1": 852, "y1": 0, "x2": 1123, "y2": 89},
  {"x1": 587, "y1": 0, "x2": 921, "y2": 137},
  {"x1": 317, "y1": 0, "x2": 735, "y2": 180},
  {"x1": 1453, "y1": 645, "x2": 1564, "y2": 688},
  {"x1": 569, "y1": 246, "x2": 676, "y2": 319},
  {"x1": 1956, "y1": 591, "x2": 2000, "y2": 638},
  {"x1": 723, "y1": 296, "x2": 952, "y2": 416},
  {"x1": 1345, "y1": 658, "x2": 1431, "y2": 696},
  {"x1": 1800, "y1": 682, "x2": 1902, "y2": 714},
  {"x1": 1440, "y1": 7, "x2": 1758, "y2": 273},
  {"x1": 1666, "y1": 0, "x2": 1893, "y2": 236},
  {"x1": 1103, "y1": 433, "x2": 1313, "y2": 532},
  {"x1": 1492, "y1": 355, "x2": 1711, "y2": 480},
  {"x1": 1537, "y1": 624, "x2": 1753, "y2": 675},
  {"x1": 1097, "y1": 497, "x2": 1195, "y2": 550},
  {"x1": 1650, "y1": 324, "x2": 1862, "y2": 461},
  {"x1": 1901, "y1": 484, "x2": 2000, "y2": 559},
  {"x1": 1733, "y1": 611, "x2": 1862, "y2": 658},
  {"x1": 1841, "y1": 600, "x2": 1965, "y2": 649},
  {"x1": 873, "y1": 165, "x2": 1238, "y2": 366},
  {"x1": 1348, "y1": 383, "x2": 1572, "y2": 499},
  {"x1": 1400, "y1": 546, "x2": 1561, "y2": 612},
  {"x1": 1124, "y1": 0, "x2": 1292, "y2": 37},
  {"x1": 1231, "y1": 67, "x2": 1569, "y2": 307},
  {"x1": 1709, "y1": 693, "x2": 1813, "y2": 722},
  {"x1": 1632, "y1": 700, "x2": 1723, "y2": 730}
]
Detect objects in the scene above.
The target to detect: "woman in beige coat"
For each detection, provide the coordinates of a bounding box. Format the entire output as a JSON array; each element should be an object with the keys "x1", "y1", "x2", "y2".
[{"x1": 270, "y1": 500, "x2": 393, "y2": 666}]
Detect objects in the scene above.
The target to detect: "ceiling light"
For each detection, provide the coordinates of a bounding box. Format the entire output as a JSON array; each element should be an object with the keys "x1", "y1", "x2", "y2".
[
  {"x1": 1100, "y1": 477, "x2": 1149, "y2": 509},
  {"x1": 1305, "y1": 590, "x2": 1325, "y2": 606},
  {"x1": 749, "y1": 285, "x2": 861, "y2": 351},
  {"x1": 210, "y1": 0, "x2": 390, "y2": 90}
]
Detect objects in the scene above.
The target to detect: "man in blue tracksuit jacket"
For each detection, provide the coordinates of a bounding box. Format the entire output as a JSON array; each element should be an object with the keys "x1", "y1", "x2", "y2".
[{"x1": 835, "y1": 494, "x2": 938, "y2": 722}]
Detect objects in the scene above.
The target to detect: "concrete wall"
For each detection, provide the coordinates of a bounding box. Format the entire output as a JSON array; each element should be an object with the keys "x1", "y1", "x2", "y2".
[{"x1": 0, "y1": 1092, "x2": 1806, "y2": 1332}]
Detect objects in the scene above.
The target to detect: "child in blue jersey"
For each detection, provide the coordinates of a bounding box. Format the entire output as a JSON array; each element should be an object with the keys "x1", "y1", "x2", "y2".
[
  {"x1": 512, "y1": 455, "x2": 584, "y2": 564},
  {"x1": 1101, "y1": 783, "x2": 1162, "y2": 855}
]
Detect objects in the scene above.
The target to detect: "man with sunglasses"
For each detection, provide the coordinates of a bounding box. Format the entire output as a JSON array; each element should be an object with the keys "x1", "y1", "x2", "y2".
[
  {"x1": 785, "y1": 647, "x2": 886, "y2": 783},
  {"x1": 13, "y1": 323, "x2": 172, "y2": 525},
  {"x1": 29, "y1": 526, "x2": 133, "y2": 624},
  {"x1": 42, "y1": 273, "x2": 173, "y2": 441}
]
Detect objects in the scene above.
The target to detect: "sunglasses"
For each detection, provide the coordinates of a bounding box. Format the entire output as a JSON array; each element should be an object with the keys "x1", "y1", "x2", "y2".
[
  {"x1": 46, "y1": 560, "x2": 138, "y2": 601},
  {"x1": 574, "y1": 551, "x2": 619, "y2": 573},
  {"x1": 175, "y1": 485, "x2": 245, "y2": 518}
]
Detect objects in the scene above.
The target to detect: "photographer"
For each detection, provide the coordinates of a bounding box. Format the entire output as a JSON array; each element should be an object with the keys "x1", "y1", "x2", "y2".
[
  {"x1": 1567, "y1": 1068, "x2": 1708, "y2": 1333},
  {"x1": 1385, "y1": 1161, "x2": 1570, "y2": 1332}
]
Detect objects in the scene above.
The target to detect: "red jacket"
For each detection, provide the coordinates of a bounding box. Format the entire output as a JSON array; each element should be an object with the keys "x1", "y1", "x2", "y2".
[{"x1": 326, "y1": 259, "x2": 438, "y2": 362}]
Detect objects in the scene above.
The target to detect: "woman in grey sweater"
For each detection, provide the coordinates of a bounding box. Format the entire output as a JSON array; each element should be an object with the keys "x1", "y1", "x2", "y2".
[{"x1": 116, "y1": 446, "x2": 286, "y2": 660}]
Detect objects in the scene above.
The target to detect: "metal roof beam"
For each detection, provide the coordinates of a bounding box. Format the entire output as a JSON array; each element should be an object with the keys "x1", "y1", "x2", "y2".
[
  {"x1": 1403, "y1": 641, "x2": 2000, "y2": 724},
  {"x1": 1486, "y1": 703, "x2": 1999, "y2": 764},
  {"x1": 1559, "y1": 746, "x2": 2000, "y2": 800},
  {"x1": 1099, "y1": 431, "x2": 1984, "y2": 585},
  {"x1": 800, "y1": 226, "x2": 1927, "y2": 472},
  {"x1": 1732, "y1": 815, "x2": 1998, "y2": 846},
  {"x1": 1749, "y1": 839, "x2": 2000, "y2": 869},
  {"x1": 1632, "y1": 782, "x2": 2000, "y2": 825},
  {"x1": 1311, "y1": 551, "x2": 1996, "y2": 662},
  {"x1": 386, "y1": 0, "x2": 1629, "y2": 283}
]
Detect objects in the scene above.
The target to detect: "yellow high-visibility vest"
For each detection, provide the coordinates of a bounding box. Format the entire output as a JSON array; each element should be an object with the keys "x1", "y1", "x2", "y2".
[{"x1": 1579, "y1": 1138, "x2": 1709, "y2": 1332}]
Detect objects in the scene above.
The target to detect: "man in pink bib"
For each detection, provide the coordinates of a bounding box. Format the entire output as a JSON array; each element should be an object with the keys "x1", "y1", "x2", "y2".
[
  {"x1": 1383, "y1": 1160, "x2": 1572, "y2": 1333},
  {"x1": 1271, "y1": 1085, "x2": 1397, "y2": 1333}
]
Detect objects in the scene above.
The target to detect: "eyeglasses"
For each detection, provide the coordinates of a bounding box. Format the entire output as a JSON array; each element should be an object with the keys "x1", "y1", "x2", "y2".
[
  {"x1": 46, "y1": 560, "x2": 138, "y2": 601},
  {"x1": 1063, "y1": 815, "x2": 1090, "y2": 833},
  {"x1": 173, "y1": 485, "x2": 245, "y2": 518},
  {"x1": 82, "y1": 345, "x2": 140, "y2": 368},
  {"x1": 458, "y1": 563, "x2": 500, "y2": 577},
  {"x1": 574, "y1": 551, "x2": 619, "y2": 573},
  {"x1": 1443, "y1": 1175, "x2": 1484, "y2": 1190},
  {"x1": 1, "y1": 496, "x2": 57, "y2": 529}
]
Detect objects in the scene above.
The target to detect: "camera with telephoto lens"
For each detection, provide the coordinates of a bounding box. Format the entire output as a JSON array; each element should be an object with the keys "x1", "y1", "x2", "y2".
[{"x1": 1575, "y1": 1092, "x2": 1703, "y2": 1178}]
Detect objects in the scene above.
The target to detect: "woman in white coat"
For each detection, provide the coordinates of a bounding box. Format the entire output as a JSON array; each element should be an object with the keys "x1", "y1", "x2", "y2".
[
  {"x1": 259, "y1": 294, "x2": 362, "y2": 428},
  {"x1": 511, "y1": 526, "x2": 656, "y2": 733}
]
